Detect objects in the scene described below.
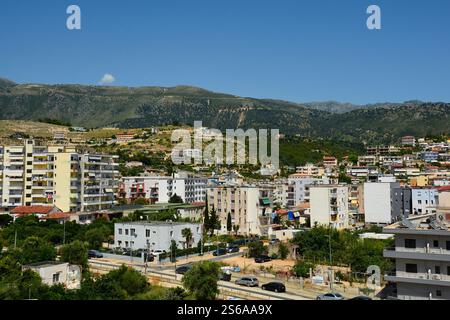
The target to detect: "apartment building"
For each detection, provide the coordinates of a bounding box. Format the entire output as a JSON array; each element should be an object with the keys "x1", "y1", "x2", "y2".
[
  {"x1": 383, "y1": 212, "x2": 450, "y2": 300},
  {"x1": 114, "y1": 221, "x2": 202, "y2": 251},
  {"x1": 309, "y1": 185, "x2": 349, "y2": 229},
  {"x1": 286, "y1": 175, "x2": 333, "y2": 207},
  {"x1": 294, "y1": 163, "x2": 324, "y2": 177},
  {"x1": 119, "y1": 172, "x2": 207, "y2": 204},
  {"x1": 207, "y1": 185, "x2": 273, "y2": 236},
  {"x1": 0, "y1": 140, "x2": 119, "y2": 212},
  {"x1": 411, "y1": 187, "x2": 438, "y2": 215},
  {"x1": 363, "y1": 181, "x2": 406, "y2": 225}
]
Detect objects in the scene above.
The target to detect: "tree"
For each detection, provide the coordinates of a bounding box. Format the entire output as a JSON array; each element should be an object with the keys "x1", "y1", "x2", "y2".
[
  {"x1": 0, "y1": 214, "x2": 12, "y2": 227},
  {"x1": 226, "y1": 212, "x2": 232, "y2": 233},
  {"x1": 292, "y1": 261, "x2": 315, "y2": 278},
  {"x1": 247, "y1": 241, "x2": 267, "y2": 258},
  {"x1": 207, "y1": 207, "x2": 220, "y2": 237},
  {"x1": 21, "y1": 236, "x2": 57, "y2": 264},
  {"x1": 232, "y1": 225, "x2": 240, "y2": 236},
  {"x1": 103, "y1": 265, "x2": 149, "y2": 297},
  {"x1": 85, "y1": 228, "x2": 106, "y2": 250},
  {"x1": 278, "y1": 242, "x2": 289, "y2": 260},
  {"x1": 169, "y1": 240, "x2": 178, "y2": 263},
  {"x1": 182, "y1": 261, "x2": 220, "y2": 300},
  {"x1": 181, "y1": 228, "x2": 193, "y2": 249},
  {"x1": 169, "y1": 194, "x2": 183, "y2": 204},
  {"x1": 60, "y1": 240, "x2": 88, "y2": 268}
]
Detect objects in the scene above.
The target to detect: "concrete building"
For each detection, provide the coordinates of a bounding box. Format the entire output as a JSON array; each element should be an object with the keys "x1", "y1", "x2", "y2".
[
  {"x1": 383, "y1": 213, "x2": 450, "y2": 300},
  {"x1": 294, "y1": 163, "x2": 324, "y2": 177},
  {"x1": 309, "y1": 185, "x2": 349, "y2": 229},
  {"x1": 285, "y1": 175, "x2": 332, "y2": 207},
  {"x1": 114, "y1": 221, "x2": 202, "y2": 251},
  {"x1": 0, "y1": 140, "x2": 119, "y2": 212},
  {"x1": 22, "y1": 261, "x2": 81, "y2": 289},
  {"x1": 207, "y1": 185, "x2": 273, "y2": 236},
  {"x1": 402, "y1": 136, "x2": 416, "y2": 147},
  {"x1": 411, "y1": 187, "x2": 438, "y2": 215},
  {"x1": 119, "y1": 172, "x2": 207, "y2": 204},
  {"x1": 364, "y1": 182, "x2": 411, "y2": 225}
]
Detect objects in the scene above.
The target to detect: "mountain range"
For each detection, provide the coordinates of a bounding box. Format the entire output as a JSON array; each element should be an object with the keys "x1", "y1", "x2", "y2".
[{"x1": 0, "y1": 78, "x2": 448, "y2": 145}]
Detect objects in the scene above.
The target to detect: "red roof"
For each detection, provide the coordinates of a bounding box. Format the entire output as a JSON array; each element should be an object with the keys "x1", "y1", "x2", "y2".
[
  {"x1": 437, "y1": 186, "x2": 450, "y2": 192},
  {"x1": 40, "y1": 213, "x2": 71, "y2": 220},
  {"x1": 191, "y1": 202, "x2": 206, "y2": 207},
  {"x1": 11, "y1": 206, "x2": 55, "y2": 215}
]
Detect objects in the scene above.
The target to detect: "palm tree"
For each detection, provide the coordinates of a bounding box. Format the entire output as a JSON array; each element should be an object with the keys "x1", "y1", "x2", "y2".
[{"x1": 181, "y1": 228, "x2": 193, "y2": 249}]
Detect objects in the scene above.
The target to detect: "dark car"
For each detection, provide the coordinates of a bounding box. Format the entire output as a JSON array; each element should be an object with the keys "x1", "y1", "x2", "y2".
[
  {"x1": 227, "y1": 246, "x2": 239, "y2": 253},
  {"x1": 219, "y1": 272, "x2": 232, "y2": 282},
  {"x1": 349, "y1": 296, "x2": 372, "y2": 300},
  {"x1": 212, "y1": 248, "x2": 227, "y2": 256},
  {"x1": 261, "y1": 282, "x2": 286, "y2": 293},
  {"x1": 175, "y1": 265, "x2": 192, "y2": 275},
  {"x1": 88, "y1": 250, "x2": 104, "y2": 258},
  {"x1": 254, "y1": 255, "x2": 272, "y2": 263}
]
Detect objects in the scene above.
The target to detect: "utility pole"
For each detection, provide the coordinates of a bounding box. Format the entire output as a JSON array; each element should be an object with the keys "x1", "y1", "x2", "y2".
[{"x1": 63, "y1": 219, "x2": 66, "y2": 245}]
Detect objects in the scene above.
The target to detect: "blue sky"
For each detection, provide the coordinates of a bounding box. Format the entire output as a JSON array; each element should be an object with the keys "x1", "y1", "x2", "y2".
[{"x1": 0, "y1": 0, "x2": 449, "y2": 104}]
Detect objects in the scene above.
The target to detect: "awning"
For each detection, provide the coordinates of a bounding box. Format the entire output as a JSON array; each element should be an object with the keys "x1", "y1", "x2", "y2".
[{"x1": 262, "y1": 198, "x2": 270, "y2": 205}]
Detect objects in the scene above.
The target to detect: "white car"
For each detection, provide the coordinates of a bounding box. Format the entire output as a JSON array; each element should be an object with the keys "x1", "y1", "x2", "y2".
[{"x1": 316, "y1": 293, "x2": 345, "y2": 300}]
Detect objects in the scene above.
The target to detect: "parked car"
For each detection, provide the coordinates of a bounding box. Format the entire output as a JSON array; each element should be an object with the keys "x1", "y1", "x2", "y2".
[
  {"x1": 254, "y1": 255, "x2": 272, "y2": 263},
  {"x1": 175, "y1": 265, "x2": 192, "y2": 275},
  {"x1": 219, "y1": 272, "x2": 232, "y2": 282},
  {"x1": 269, "y1": 238, "x2": 280, "y2": 245},
  {"x1": 316, "y1": 293, "x2": 345, "y2": 300},
  {"x1": 349, "y1": 295, "x2": 372, "y2": 300},
  {"x1": 235, "y1": 277, "x2": 259, "y2": 287},
  {"x1": 232, "y1": 239, "x2": 247, "y2": 246},
  {"x1": 88, "y1": 250, "x2": 104, "y2": 259},
  {"x1": 227, "y1": 246, "x2": 239, "y2": 253},
  {"x1": 212, "y1": 248, "x2": 227, "y2": 256},
  {"x1": 261, "y1": 282, "x2": 286, "y2": 293}
]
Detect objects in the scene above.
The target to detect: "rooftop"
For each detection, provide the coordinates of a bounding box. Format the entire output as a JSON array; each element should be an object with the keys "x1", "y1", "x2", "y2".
[
  {"x1": 23, "y1": 261, "x2": 68, "y2": 268},
  {"x1": 116, "y1": 221, "x2": 200, "y2": 227},
  {"x1": 384, "y1": 213, "x2": 450, "y2": 233}
]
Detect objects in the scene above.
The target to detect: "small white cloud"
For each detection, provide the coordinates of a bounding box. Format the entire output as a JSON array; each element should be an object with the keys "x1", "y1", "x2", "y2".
[{"x1": 99, "y1": 73, "x2": 115, "y2": 85}]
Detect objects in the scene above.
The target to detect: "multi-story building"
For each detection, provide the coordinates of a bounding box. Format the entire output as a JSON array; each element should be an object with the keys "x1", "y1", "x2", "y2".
[
  {"x1": 285, "y1": 175, "x2": 333, "y2": 207},
  {"x1": 119, "y1": 172, "x2": 207, "y2": 204},
  {"x1": 207, "y1": 185, "x2": 273, "y2": 236},
  {"x1": 383, "y1": 212, "x2": 450, "y2": 300},
  {"x1": 401, "y1": 136, "x2": 416, "y2": 147},
  {"x1": 411, "y1": 187, "x2": 438, "y2": 215},
  {"x1": 294, "y1": 163, "x2": 324, "y2": 177},
  {"x1": 0, "y1": 140, "x2": 119, "y2": 212},
  {"x1": 114, "y1": 221, "x2": 202, "y2": 251},
  {"x1": 309, "y1": 185, "x2": 349, "y2": 229},
  {"x1": 363, "y1": 181, "x2": 406, "y2": 225}
]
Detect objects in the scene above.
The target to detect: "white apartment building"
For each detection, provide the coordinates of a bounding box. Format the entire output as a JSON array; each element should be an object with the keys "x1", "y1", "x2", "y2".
[
  {"x1": 411, "y1": 187, "x2": 439, "y2": 215},
  {"x1": 363, "y1": 181, "x2": 401, "y2": 225},
  {"x1": 114, "y1": 221, "x2": 202, "y2": 251},
  {"x1": 383, "y1": 212, "x2": 450, "y2": 300},
  {"x1": 119, "y1": 172, "x2": 207, "y2": 204},
  {"x1": 0, "y1": 140, "x2": 119, "y2": 212},
  {"x1": 295, "y1": 163, "x2": 324, "y2": 177},
  {"x1": 207, "y1": 185, "x2": 273, "y2": 236},
  {"x1": 309, "y1": 185, "x2": 349, "y2": 229},
  {"x1": 286, "y1": 175, "x2": 333, "y2": 207}
]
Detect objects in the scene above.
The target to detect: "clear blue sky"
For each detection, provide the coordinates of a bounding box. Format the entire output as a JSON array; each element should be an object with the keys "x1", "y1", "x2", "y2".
[{"x1": 1, "y1": 0, "x2": 449, "y2": 104}]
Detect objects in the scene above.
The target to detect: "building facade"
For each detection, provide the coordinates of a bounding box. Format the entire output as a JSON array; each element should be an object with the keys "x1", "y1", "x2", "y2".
[
  {"x1": 114, "y1": 221, "x2": 202, "y2": 251},
  {"x1": 309, "y1": 185, "x2": 349, "y2": 229},
  {"x1": 0, "y1": 140, "x2": 119, "y2": 212}
]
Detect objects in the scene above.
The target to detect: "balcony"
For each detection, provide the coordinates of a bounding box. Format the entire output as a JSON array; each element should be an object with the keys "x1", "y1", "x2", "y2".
[
  {"x1": 383, "y1": 248, "x2": 450, "y2": 262},
  {"x1": 384, "y1": 271, "x2": 450, "y2": 287}
]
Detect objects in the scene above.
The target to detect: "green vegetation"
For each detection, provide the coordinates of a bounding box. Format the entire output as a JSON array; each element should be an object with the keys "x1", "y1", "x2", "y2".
[
  {"x1": 291, "y1": 226, "x2": 394, "y2": 274},
  {"x1": 182, "y1": 261, "x2": 221, "y2": 300}
]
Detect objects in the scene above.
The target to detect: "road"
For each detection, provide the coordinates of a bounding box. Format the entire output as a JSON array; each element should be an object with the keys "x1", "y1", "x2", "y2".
[{"x1": 88, "y1": 258, "x2": 312, "y2": 300}]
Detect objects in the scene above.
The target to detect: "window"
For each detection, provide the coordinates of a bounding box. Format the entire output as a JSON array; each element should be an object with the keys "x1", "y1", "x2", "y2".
[
  {"x1": 146, "y1": 229, "x2": 150, "y2": 237},
  {"x1": 131, "y1": 228, "x2": 136, "y2": 236},
  {"x1": 405, "y1": 264, "x2": 418, "y2": 273},
  {"x1": 118, "y1": 241, "x2": 122, "y2": 246},
  {"x1": 52, "y1": 273, "x2": 60, "y2": 283},
  {"x1": 418, "y1": 200, "x2": 422, "y2": 204},
  {"x1": 447, "y1": 241, "x2": 450, "y2": 251},
  {"x1": 405, "y1": 239, "x2": 416, "y2": 249},
  {"x1": 118, "y1": 228, "x2": 122, "y2": 235},
  {"x1": 125, "y1": 229, "x2": 129, "y2": 236},
  {"x1": 170, "y1": 231, "x2": 174, "y2": 237},
  {"x1": 433, "y1": 240, "x2": 439, "y2": 248},
  {"x1": 447, "y1": 266, "x2": 450, "y2": 275},
  {"x1": 435, "y1": 266, "x2": 441, "y2": 274},
  {"x1": 436, "y1": 290, "x2": 442, "y2": 297}
]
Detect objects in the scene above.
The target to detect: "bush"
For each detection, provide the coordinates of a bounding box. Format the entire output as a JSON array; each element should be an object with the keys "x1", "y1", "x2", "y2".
[{"x1": 292, "y1": 261, "x2": 315, "y2": 278}]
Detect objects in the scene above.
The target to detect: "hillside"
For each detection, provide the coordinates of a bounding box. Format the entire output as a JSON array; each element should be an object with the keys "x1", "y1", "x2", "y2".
[{"x1": 0, "y1": 78, "x2": 448, "y2": 144}]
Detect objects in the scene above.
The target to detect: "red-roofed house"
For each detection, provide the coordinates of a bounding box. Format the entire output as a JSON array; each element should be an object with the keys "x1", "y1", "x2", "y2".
[{"x1": 11, "y1": 205, "x2": 62, "y2": 220}]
